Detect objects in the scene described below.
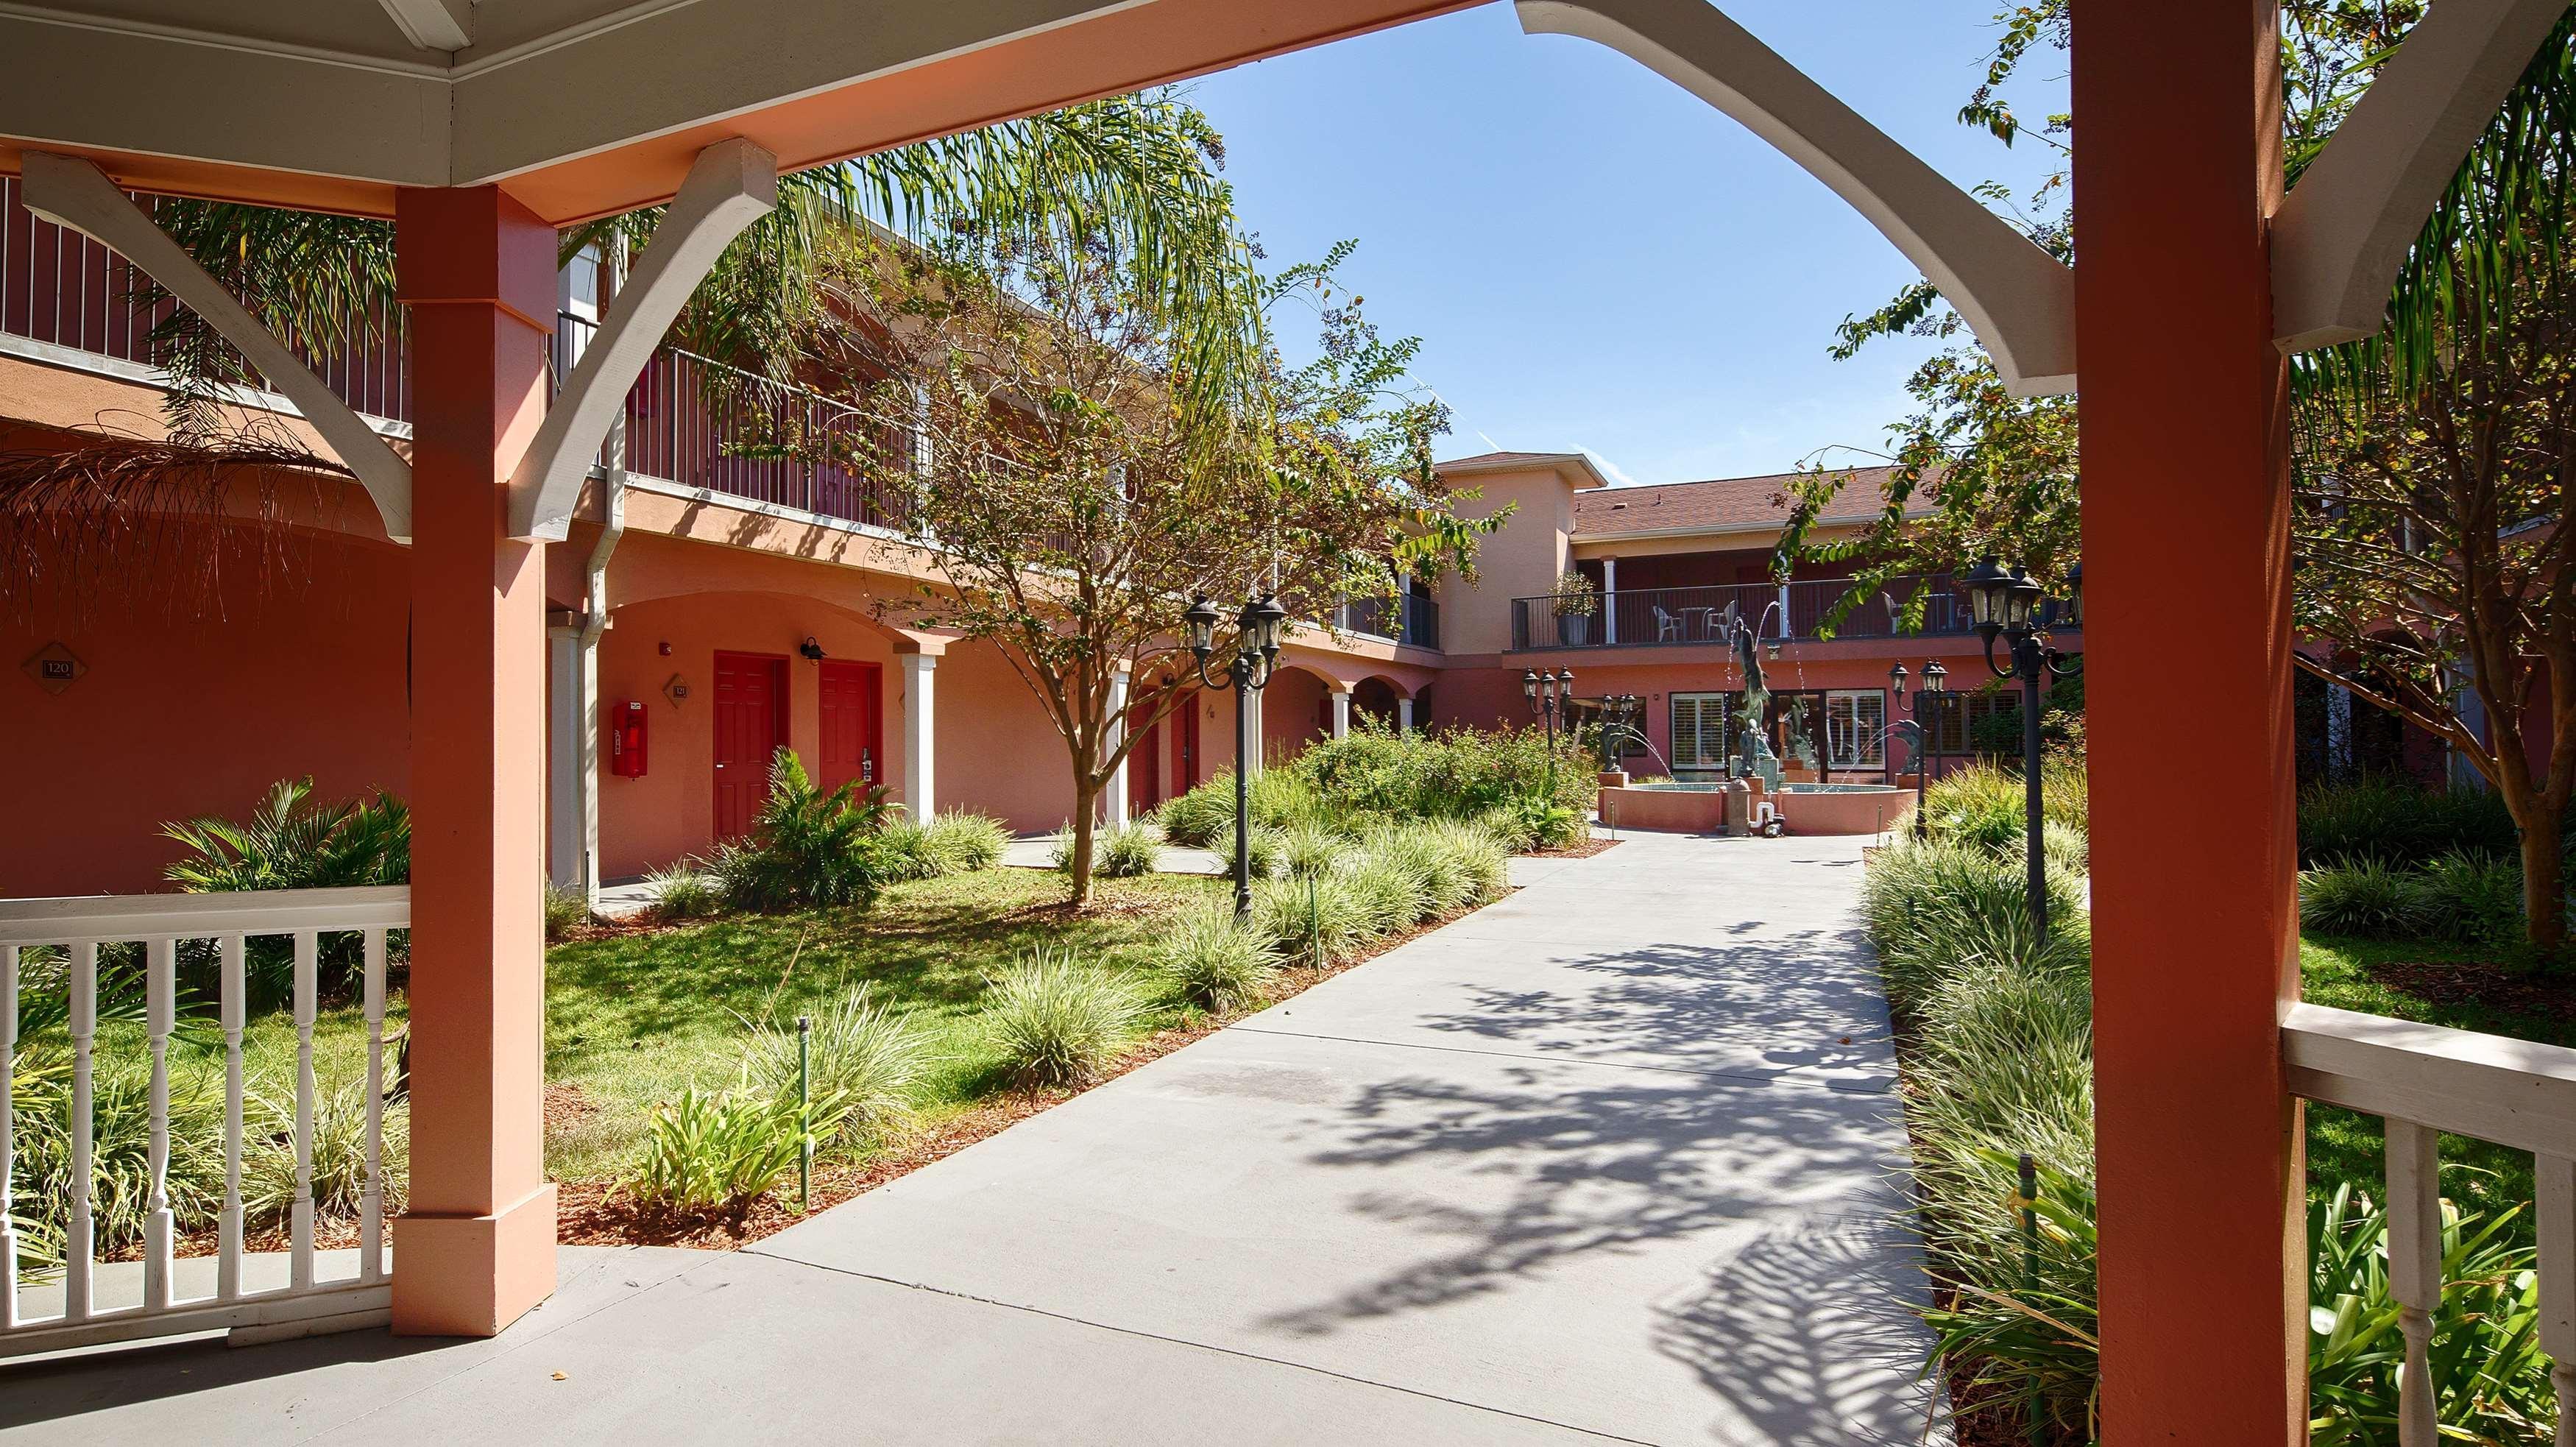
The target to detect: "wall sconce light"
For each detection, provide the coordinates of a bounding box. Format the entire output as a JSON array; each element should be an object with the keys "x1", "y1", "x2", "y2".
[
  {"x1": 799, "y1": 637, "x2": 826, "y2": 662},
  {"x1": 658, "y1": 640, "x2": 673, "y2": 657}
]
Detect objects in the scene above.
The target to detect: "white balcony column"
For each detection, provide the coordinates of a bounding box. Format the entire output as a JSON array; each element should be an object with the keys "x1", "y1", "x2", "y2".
[
  {"x1": 1398, "y1": 697, "x2": 1415, "y2": 735},
  {"x1": 901, "y1": 653, "x2": 937, "y2": 821},
  {"x1": 1330, "y1": 687, "x2": 1353, "y2": 740},
  {"x1": 545, "y1": 619, "x2": 598, "y2": 899},
  {"x1": 1601, "y1": 557, "x2": 1618, "y2": 645},
  {"x1": 1103, "y1": 668, "x2": 1132, "y2": 828},
  {"x1": 1777, "y1": 581, "x2": 1793, "y2": 637}
]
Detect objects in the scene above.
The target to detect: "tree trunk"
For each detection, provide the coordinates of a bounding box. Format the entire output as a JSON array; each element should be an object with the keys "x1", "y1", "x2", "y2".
[
  {"x1": 1067, "y1": 779, "x2": 1099, "y2": 906},
  {"x1": 2520, "y1": 795, "x2": 2566, "y2": 959}
]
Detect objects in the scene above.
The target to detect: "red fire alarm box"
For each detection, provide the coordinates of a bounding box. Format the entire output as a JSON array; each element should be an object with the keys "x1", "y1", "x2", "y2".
[{"x1": 608, "y1": 700, "x2": 648, "y2": 778}]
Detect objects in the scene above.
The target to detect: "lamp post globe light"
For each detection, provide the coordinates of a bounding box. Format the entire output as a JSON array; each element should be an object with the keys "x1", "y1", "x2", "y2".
[
  {"x1": 1961, "y1": 555, "x2": 2084, "y2": 941},
  {"x1": 1189, "y1": 592, "x2": 1288, "y2": 917}
]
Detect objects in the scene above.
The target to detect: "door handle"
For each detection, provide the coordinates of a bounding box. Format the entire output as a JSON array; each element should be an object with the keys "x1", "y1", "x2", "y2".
[{"x1": 862, "y1": 749, "x2": 874, "y2": 782}]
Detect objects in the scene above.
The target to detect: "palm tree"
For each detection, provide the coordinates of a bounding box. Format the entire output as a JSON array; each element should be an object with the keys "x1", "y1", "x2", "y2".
[{"x1": 144, "y1": 90, "x2": 1264, "y2": 441}]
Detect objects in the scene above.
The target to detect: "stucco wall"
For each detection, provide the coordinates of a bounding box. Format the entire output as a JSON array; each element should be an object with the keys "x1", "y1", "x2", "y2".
[
  {"x1": 588, "y1": 590, "x2": 909, "y2": 880},
  {"x1": 1437, "y1": 468, "x2": 1576, "y2": 656},
  {"x1": 3, "y1": 528, "x2": 412, "y2": 896}
]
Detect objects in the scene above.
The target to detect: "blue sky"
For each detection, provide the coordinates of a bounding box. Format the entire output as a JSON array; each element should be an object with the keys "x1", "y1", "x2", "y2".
[{"x1": 1183, "y1": 1, "x2": 2067, "y2": 487}]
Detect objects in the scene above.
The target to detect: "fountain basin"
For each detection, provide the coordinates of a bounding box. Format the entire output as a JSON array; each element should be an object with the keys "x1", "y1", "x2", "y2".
[{"x1": 1598, "y1": 781, "x2": 1911, "y2": 836}]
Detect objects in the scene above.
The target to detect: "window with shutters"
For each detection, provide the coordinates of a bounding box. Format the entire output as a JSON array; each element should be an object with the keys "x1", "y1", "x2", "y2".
[
  {"x1": 1670, "y1": 692, "x2": 1736, "y2": 774},
  {"x1": 1825, "y1": 689, "x2": 1886, "y2": 768}
]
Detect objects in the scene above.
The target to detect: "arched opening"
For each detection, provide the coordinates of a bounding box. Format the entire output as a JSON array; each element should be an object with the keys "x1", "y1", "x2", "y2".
[{"x1": 1351, "y1": 676, "x2": 1404, "y2": 731}]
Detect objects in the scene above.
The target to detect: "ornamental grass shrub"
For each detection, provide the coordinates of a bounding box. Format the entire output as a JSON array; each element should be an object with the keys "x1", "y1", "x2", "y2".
[
  {"x1": 1919, "y1": 760, "x2": 2087, "y2": 858},
  {"x1": 921, "y1": 810, "x2": 1011, "y2": 872},
  {"x1": 740, "y1": 986, "x2": 929, "y2": 1147},
  {"x1": 2297, "y1": 849, "x2": 2529, "y2": 948},
  {"x1": 983, "y1": 948, "x2": 1147, "y2": 1089},
  {"x1": 1278, "y1": 821, "x2": 1349, "y2": 880},
  {"x1": 1869, "y1": 822, "x2": 2556, "y2": 1439},
  {"x1": 9, "y1": 1057, "x2": 226, "y2": 1265},
  {"x1": 1155, "y1": 769, "x2": 1325, "y2": 847},
  {"x1": 2299, "y1": 855, "x2": 2435, "y2": 938},
  {"x1": 2299, "y1": 776, "x2": 2518, "y2": 868},
  {"x1": 645, "y1": 860, "x2": 725, "y2": 920},
  {"x1": 1050, "y1": 820, "x2": 1162, "y2": 878},
  {"x1": 1156, "y1": 903, "x2": 1282, "y2": 1013},
  {"x1": 876, "y1": 809, "x2": 1013, "y2": 883},
  {"x1": 543, "y1": 879, "x2": 591, "y2": 941},
  {"x1": 2410, "y1": 849, "x2": 2525, "y2": 948},
  {"x1": 244, "y1": 1076, "x2": 408, "y2": 1225}
]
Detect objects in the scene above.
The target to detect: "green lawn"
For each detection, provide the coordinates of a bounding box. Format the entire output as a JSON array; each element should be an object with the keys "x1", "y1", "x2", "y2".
[
  {"x1": 156, "y1": 868, "x2": 1231, "y2": 1189},
  {"x1": 2300, "y1": 933, "x2": 2571, "y2": 1230},
  {"x1": 538, "y1": 868, "x2": 1225, "y2": 1179}
]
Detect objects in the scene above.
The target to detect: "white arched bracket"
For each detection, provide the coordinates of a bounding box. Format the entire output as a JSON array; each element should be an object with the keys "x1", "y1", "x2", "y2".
[
  {"x1": 1516, "y1": 0, "x2": 2076, "y2": 397},
  {"x1": 510, "y1": 137, "x2": 778, "y2": 539},
  {"x1": 2273, "y1": 0, "x2": 2567, "y2": 352},
  {"x1": 21, "y1": 152, "x2": 417, "y2": 540}
]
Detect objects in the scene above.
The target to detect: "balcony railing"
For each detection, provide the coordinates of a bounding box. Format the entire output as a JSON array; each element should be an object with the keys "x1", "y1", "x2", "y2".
[
  {"x1": 1333, "y1": 593, "x2": 1440, "y2": 651},
  {"x1": 1, "y1": 885, "x2": 408, "y2": 1356},
  {"x1": 2284, "y1": 1002, "x2": 2576, "y2": 1441},
  {"x1": 1, "y1": 176, "x2": 411, "y2": 425},
  {"x1": 554, "y1": 314, "x2": 919, "y2": 532},
  {"x1": 1510, "y1": 575, "x2": 1970, "y2": 650}
]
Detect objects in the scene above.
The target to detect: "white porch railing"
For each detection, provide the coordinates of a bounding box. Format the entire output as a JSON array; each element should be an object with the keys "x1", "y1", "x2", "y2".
[
  {"x1": 1, "y1": 885, "x2": 406, "y2": 1356},
  {"x1": 2284, "y1": 1001, "x2": 2576, "y2": 1443}
]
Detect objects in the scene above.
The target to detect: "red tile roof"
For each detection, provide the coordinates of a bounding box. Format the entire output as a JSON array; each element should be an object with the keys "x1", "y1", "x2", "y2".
[{"x1": 1570, "y1": 466, "x2": 1919, "y2": 537}]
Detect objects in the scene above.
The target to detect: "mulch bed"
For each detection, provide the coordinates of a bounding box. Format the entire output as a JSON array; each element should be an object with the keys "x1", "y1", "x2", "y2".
[
  {"x1": 2365, "y1": 956, "x2": 2576, "y2": 1026},
  {"x1": 1521, "y1": 837, "x2": 1621, "y2": 859},
  {"x1": 551, "y1": 891, "x2": 1507, "y2": 1251}
]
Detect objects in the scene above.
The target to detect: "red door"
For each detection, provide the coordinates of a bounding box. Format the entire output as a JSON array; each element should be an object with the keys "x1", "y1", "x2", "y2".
[
  {"x1": 817, "y1": 660, "x2": 884, "y2": 799},
  {"x1": 1128, "y1": 714, "x2": 1164, "y2": 817},
  {"x1": 713, "y1": 652, "x2": 788, "y2": 842},
  {"x1": 1175, "y1": 693, "x2": 1200, "y2": 796}
]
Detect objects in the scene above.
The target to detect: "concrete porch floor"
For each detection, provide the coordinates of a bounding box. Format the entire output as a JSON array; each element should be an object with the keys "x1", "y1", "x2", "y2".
[{"x1": 3, "y1": 829, "x2": 1942, "y2": 1446}]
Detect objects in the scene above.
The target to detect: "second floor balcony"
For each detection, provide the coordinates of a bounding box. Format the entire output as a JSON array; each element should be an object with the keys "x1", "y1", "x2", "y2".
[
  {"x1": 1331, "y1": 592, "x2": 1440, "y2": 651},
  {"x1": 1510, "y1": 576, "x2": 1970, "y2": 651}
]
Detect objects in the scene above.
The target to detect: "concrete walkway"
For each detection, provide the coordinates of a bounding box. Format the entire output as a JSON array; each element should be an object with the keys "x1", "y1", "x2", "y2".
[{"x1": 2, "y1": 830, "x2": 1942, "y2": 1446}]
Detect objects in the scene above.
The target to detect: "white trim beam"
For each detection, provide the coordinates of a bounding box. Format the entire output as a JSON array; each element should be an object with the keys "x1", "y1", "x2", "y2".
[
  {"x1": 509, "y1": 138, "x2": 778, "y2": 540},
  {"x1": 379, "y1": 0, "x2": 472, "y2": 53},
  {"x1": 1518, "y1": 0, "x2": 2076, "y2": 397},
  {"x1": 19, "y1": 151, "x2": 416, "y2": 540},
  {"x1": 2272, "y1": 0, "x2": 2567, "y2": 352}
]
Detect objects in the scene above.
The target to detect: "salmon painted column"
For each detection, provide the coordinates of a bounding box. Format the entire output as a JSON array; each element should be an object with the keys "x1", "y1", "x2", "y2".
[
  {"x1": 391, "y1": 186, "x2": 559, "y2": 1337},
  {"x1": 2073, "y1": 1, "x2": 2303, "y2": 1440}
]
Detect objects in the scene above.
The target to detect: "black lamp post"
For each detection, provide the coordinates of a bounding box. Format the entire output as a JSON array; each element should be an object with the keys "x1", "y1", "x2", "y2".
[
  {"x1": 1963, "y1": 554, "x2": 2084, "y2": 940},
  {"x1": 1914, "y1": 659, "x2": 1948, "y2": 840},
  {"x1": 1188, "y1": 592, "x2": 1288, "y2": 917},
  {"x1": 1524, "y1": 668, "x2": 1573, "y2": 790}
]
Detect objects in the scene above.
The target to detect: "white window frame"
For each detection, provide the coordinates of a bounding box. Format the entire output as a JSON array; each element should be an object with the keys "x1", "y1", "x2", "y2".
[
  {"x1": 1825, "y1": 688, "x2": 1886, "y2": 769},
  {"x1": 1670, "y1": 691, "x2": 1734, "y2": 773}
]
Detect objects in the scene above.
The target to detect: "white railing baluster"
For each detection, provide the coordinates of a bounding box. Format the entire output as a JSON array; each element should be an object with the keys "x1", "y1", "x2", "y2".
[
  {"x1": 290, "y1": 930, "x2": 316, "y2": 1291},
  {"x1": 66, "y1": 941, "x2": 94, "y2": 1321},
  {"x1": 1, "y1": 943, "x2": 17, "y2": 1329},
  {"x1": 361, "y1": 927, "x2": 386, "y2": 1282},
  {"x1": 218, "y1": 931, "x2": 244, "y2": 1301},
  {"x1": 144, "y1": 935, "x2": 175, "y2": 1310},
  {"x1": 0, "y1": 888, "x2": 407, "y2": 1356},
  {"x1": 2537, "y1": 1155, "x2": 2576, "y2": 1447},
  {"x1": 2385, "y1": 1119, "x2": 2441, "y2": 1447}
]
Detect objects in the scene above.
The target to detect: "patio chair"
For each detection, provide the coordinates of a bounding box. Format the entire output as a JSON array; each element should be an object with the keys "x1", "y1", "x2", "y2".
[{"x1": 1654, "y1": 606, "x2": 1682, "y2": 642}]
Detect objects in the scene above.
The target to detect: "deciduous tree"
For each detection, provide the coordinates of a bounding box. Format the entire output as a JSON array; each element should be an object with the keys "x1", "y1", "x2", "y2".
[{"x1": 813, "y1": 222, "x2": 1490, "y2": 902}]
